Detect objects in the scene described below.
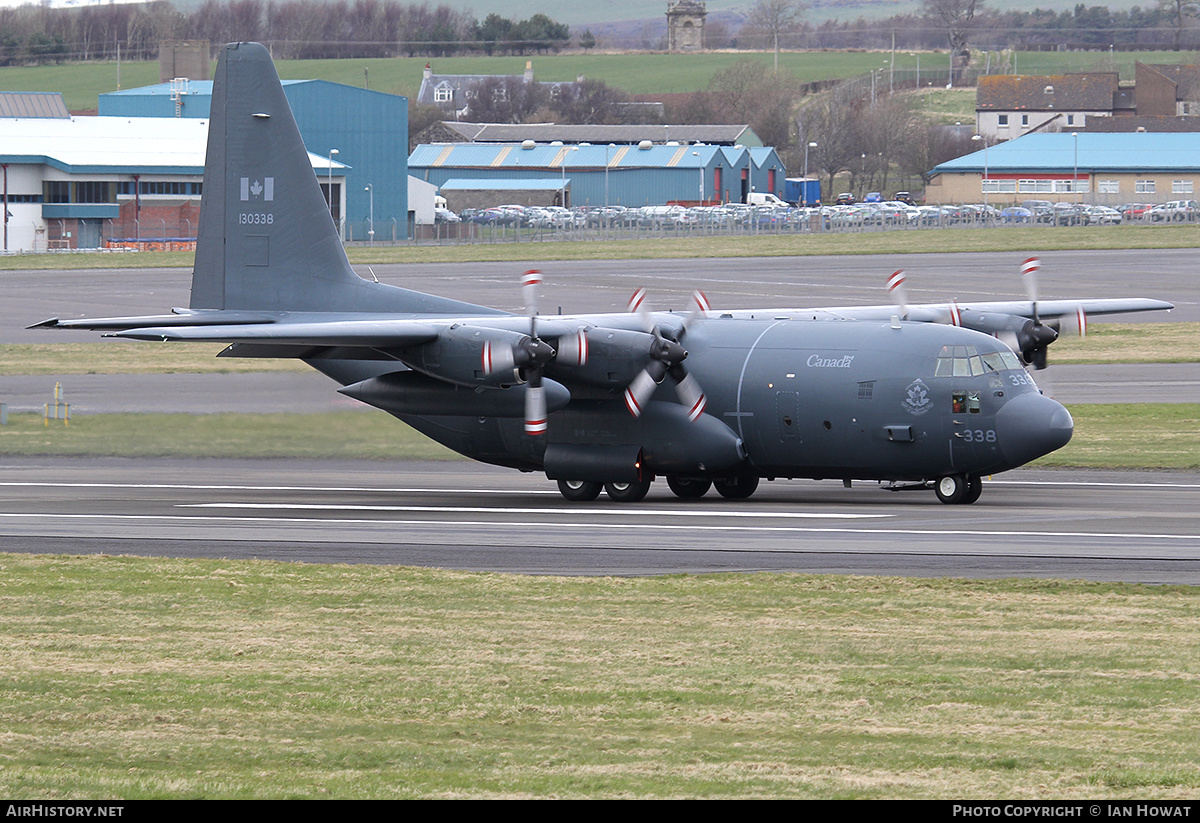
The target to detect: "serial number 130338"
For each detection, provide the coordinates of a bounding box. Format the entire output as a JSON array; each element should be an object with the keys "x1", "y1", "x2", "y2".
[{"x1": 240, "y1": 212, "x2": 273, "y2": 225}]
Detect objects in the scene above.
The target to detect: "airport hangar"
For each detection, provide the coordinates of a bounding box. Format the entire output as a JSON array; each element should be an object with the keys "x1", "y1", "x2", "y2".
[
  {"x1": 408, "y1": 141, "x2": 786, "y2": 211},
  {"x1": 0, "y1": 77, "x2": 408, "y2": 253},
  {"x1": 0, "y1": 99, "x2": 347, "y2": 253}
]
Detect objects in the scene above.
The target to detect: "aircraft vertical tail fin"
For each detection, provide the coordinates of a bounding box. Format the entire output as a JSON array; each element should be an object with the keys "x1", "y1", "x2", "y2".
[
  {"x1": 192, "y1": 42, "x2": 497, "y2": 317},
  {"x1": 192, "y1": 42, "x2": 369, "y2": 311}
]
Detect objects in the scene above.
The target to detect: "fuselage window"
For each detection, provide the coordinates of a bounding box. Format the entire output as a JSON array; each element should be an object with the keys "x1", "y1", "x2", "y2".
[
  {"x1": 936, "y1": 345, "x2": 1022, "y2": 377},
  {"x1": 952, "y1": 390, "x2": 982, "y2": 413}
]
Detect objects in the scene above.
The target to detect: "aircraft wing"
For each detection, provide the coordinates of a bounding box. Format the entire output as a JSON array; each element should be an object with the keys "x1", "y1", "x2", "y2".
[
  {"x1": 724, "y1": 297, "x2": 1174, "y2": 323},
  {"x1": 950, "y1": 297, "x2": 1175, "y2": 318},
  {"x1": 106, "y1": 318, "x2": 442, "y2": 348}
]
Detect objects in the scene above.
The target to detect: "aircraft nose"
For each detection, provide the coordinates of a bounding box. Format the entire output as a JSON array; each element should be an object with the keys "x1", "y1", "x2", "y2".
[{"x1": 995, "y1": 391, "x2": 1073, "y2": 468}]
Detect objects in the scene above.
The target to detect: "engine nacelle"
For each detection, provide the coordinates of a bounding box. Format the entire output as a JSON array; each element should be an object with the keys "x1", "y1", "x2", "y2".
[
  {"x1": 394, "y1": 324, "x2": 539, "y2": 388},
  {"x1": 548, "y1": 327, "x2": 661, "y2": 387},
  {"x1": 955, "y1": 309, "x2": 1058, "y2": 365}
]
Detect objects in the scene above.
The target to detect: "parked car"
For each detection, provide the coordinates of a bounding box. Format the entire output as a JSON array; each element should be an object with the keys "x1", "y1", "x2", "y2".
[
  {"x1": 1148, "y1": 200, "x2": 1200, "y2": 222},
  {"x1": 835, "y1": 192, "x2": 855, "y2": 205},
  {"x1": 1000, "y1": 207, "x2": 1032, "y2": 223},
  {"x1": 1118, "y1": 203, "x2": 1155, "y2": 221},
  {"x1": 1082, "y1": 205, "x2": 1122, "y2": 225}
]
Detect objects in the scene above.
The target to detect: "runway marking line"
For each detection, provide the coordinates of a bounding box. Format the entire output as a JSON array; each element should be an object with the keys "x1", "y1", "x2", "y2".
[
  {"x1": 3, "y1": 512, "x2": 1200, "y2": 544},
  {"x1": 1, "y1": 479, "x2": 1199, "y2": 493},
  {"x1": 179, "y1": 503, "x2": 890, "y2": 520}
]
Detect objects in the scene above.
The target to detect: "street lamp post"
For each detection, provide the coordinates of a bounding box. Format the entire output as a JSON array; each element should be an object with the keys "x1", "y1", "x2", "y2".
[
  {"x1": 327, "y1": 148, "x2": 339, "y2": 231},
  {"x1": 605, "y1": 143, "x2": 614, "y2": 208},
  {"x1": 1073, "y1": 131, "x2": 1080, "y2": 204},
  {"x1": 804, "y1": 141, "x2": 817, "y2": 186},
  {"x1": 559, "y1": 146, "x2": 578, "y2": 208},
  {"x1": 364, "y1": 183, "x2": 374, "y2": 246},
  {"x1": 972, "y1": 134, "x2": 989, "y2": 220}
]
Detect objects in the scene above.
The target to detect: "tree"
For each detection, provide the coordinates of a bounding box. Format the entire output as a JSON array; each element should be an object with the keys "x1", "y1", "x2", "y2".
[
  {"x1": 549, "y1": 79, "x2": 629, "y2": 124},
  {"x1": 464, "y1": 76, "x2": 548, "y2": 123},
  {"x1": 475, "y1": 12, "x2": 512, "y2": 55},
  {"x1": 511, "y1": 13, "x2": 570, "y2": 54},
  {"x1": 742, "y1": 0, "x2": 806, "y2": 71},
  {"x1": 1159, "y1": 0, "x2": 1200, "y2": 50},
  {"x1": 706, "y1": 59, "x2": 799, "y2": 150},
  {"x1": 922, "y1": 0, "x2": 983, "y2": 84},
  {"x1": 578, "y1": 29, "x2": 596, "y2": 52},
  {"x1": 798, "y1": 84, "x2": 865, "y2": 198}
]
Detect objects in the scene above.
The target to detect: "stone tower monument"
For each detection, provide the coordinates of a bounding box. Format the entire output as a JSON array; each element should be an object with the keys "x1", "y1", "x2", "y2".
[{"x1": 667, "y1": 1, "x2": 707, "y2": 51}]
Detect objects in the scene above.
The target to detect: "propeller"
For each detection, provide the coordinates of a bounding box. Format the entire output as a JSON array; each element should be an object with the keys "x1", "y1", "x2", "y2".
[
  {"x1": 887, "y1": 270, "x2": 909, "y2": 320},
  {"x1": 622, "y1": 289, "x2": 709, "y2": 420},
  {"x1": 902, "y1": 258, "x2": 1087, "y2": 371},
  {"x1": 1018, "y1": 256, "x2": 1085, "y2": 370},
  {"x1": 520, "y1": 269, "x2": 552, "y2": 435},
  {"x1": 477, "y1": 270, "x2": 557, "y2": 434}
]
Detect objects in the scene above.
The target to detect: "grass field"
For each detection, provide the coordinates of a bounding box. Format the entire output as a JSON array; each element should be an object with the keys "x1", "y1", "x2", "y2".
[
  {"x1": 7, "y1": 224, "x2": 1200, "y2": 271},
  {"x1": 3, "y1": 323, "x2": 1196, "y2": 376},
  {"x1": 5, "y1": 49, "x2": 1200, "y2": 112},
  {"x1": 2, "y1": 555, "x2": 1199, "y2": 799},
  {"x1": 3, "y1": 216, "x2": 1197, "y2": 797},
  {"x1": 3, "y1": 403, "x2": 1196, "y2": 467}
]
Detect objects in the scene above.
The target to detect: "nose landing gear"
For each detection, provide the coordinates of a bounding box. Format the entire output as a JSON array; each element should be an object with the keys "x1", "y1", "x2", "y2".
[{"x1": 935, "y1": 474, "x2": 983, "y2": 505}]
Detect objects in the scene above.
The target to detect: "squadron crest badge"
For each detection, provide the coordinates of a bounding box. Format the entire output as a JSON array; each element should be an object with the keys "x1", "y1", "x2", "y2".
[{"x1": 902, "y1": 378, "x2": 932, "y2": 416}]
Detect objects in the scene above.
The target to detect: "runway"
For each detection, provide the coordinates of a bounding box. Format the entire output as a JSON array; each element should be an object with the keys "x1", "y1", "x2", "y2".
[
  {"x1": 3, "y1": 457, "x2": 1200, "y2": 583},
  {"x1": 2, "y1": 249, "x2": 1195, "y2": 581},
  {"x1": 2, "y1": 249, "x2": 1195, "y2": 410}
]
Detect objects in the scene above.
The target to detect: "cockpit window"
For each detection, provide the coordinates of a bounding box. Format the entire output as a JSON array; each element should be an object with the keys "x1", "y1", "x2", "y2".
[{"x1": 935, "y1": 345, "x2": 1022, "y2": 377}]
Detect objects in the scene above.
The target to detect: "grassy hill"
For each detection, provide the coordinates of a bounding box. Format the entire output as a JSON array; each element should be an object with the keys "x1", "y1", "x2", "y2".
[
  {"x1": 5, "y1": 49, "x2": 1200, "y2": 113},
  {"x1": 158, "y1": 0, "x2": 1200, "y2": 26}
]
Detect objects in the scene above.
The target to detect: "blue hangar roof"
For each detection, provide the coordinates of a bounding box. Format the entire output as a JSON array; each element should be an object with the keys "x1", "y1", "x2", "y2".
[
  {"x1": 933, "y1": 132, "x2": 1200, "y2": 174},
  {"x1": 409, "y1": 142, "x2": 736, "y2": 170}
]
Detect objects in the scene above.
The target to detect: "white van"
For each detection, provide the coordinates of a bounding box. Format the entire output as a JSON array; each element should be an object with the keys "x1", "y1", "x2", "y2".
[{"x1": 747, "y1": 192, "x2": 787, "y2": 207}]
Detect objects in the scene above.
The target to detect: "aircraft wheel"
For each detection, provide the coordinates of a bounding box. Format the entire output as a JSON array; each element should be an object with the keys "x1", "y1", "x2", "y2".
[
  {"x1": 714, "y1": 475, "x2": 759, "y2": 500},
  {"x1": 666, "y1": 476, "x2": 712, "y2": 499},
  {"x1": 963, "y1": 475, "x2": 983, "y2": 505},
  {"x1": 604, "y1": 478, "x2": 652, "y2": 503},
  {"x1": 557, "y1": 479, "x2": 602, "y2": 502},
  {"x1": 934, "y1": 474, "x2": 969, "y2": 504}
]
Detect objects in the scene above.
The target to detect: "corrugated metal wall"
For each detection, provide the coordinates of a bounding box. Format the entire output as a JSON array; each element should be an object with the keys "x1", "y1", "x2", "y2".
[
  {"x1": 99, "y1": 80, "x2": 409, "y2": 238},
  {"x1": 410, "y1": 143, "x2": 764, "y2": 207}
]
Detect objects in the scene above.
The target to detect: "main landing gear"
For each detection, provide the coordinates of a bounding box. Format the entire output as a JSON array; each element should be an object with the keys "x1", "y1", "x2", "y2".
[{"x1": 555, "y1": 475, "x2": 761, "y2": 502}]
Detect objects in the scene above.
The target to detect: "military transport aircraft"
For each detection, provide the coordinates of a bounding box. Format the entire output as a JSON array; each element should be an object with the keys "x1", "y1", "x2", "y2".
[{"x1": 33, "y1": 42, "x2": 1174, "y2": 505}]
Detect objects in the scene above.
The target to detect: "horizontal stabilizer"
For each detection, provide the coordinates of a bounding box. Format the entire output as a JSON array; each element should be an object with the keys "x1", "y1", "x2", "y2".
[{"x1": 29, "y1": 311, "x2": 275, "y2": 331}]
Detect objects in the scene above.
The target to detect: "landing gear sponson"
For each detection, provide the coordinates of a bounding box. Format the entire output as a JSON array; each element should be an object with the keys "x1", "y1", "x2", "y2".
[{"x1": 558, "y1": 473, "x2": 984, "y2": 503}]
